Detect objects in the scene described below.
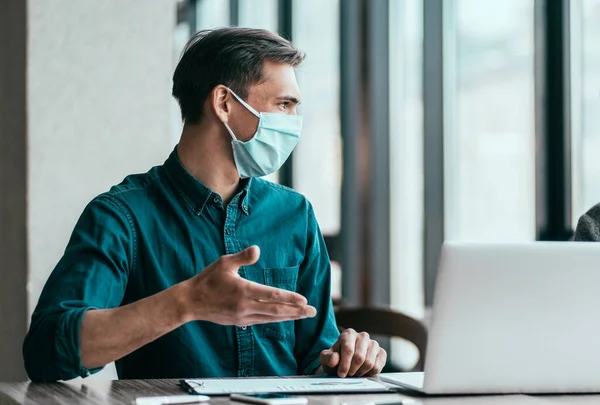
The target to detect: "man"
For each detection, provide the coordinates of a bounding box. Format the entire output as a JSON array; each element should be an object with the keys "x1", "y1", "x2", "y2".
[
  {"x1": 23, "y1": 27, "x2": 386, "y2": 382},
  {"x1": 574, "y1": 204, "x2": 600, "y2": 241}
]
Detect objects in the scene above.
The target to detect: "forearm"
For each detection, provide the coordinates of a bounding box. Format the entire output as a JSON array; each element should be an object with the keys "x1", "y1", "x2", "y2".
[{"x1": 80, "y1": 281, "x2": 191, "y2": 369}]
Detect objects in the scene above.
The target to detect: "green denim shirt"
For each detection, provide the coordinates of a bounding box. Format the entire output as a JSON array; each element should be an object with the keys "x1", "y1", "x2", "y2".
[{"x1": 23, "y1": 149, "x2": 339, "y2": 382}]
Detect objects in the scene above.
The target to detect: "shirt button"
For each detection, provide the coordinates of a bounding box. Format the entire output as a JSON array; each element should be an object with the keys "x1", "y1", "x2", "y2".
[
  {"x1": 213, "y1": 197, "x2": 219, "y2": 204},
  {"x1": 241, "y1": 326, "x2": 247, "y2": 330},
  {"x1": 226, "y1": 229, "x2": 232, "y2": 235},
  {"x1": 243, "y1": 205, "x2": 248, "y2": 211}
]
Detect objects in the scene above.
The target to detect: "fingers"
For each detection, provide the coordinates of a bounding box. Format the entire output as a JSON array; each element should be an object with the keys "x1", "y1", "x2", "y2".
[
  {"x1": 246, "y1": 300, "x2": 316, "y2": 319},
  {"x1": 246, "y1": 282, "x2": 308, "y2": 306},
  {"x1": 356, "y1": 340, "x2": 382, "y2": 376},
  {"x1": 222, "y1": 246, "x2": 260, "y2": 269},
  {"x1": 320, "y1": 349, "x2": 340, "y2": 373},
  {"x1": 330, "y1": 339, "x2": 341, "y2": 353},
  {"x1": 336, "y1": 329, "x2": 357, "y2": 378},
  {"x1": 331, "y1": 330, "x2": 387, "y2": 378},
  {"x1": 364, "y1": 347, "x2": 387, "y2": 376},
  {"x1": 347, "y1": 332, "x2": 371, "y2": 376},
  {"x1": 239, "y1": 314, "x2": 310, "y2": 325}
]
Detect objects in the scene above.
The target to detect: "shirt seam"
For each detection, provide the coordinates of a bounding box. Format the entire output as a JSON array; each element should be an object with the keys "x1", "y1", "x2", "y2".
[
  {"x1": 97, "y1": 195, "x2": 138, "y2": 276},
  {"x1": 106, "y1": 170, "x2": 160, "y2": 197},
  {"x1": 304, "y1": 202, "x2": 311, "y2": 266}
]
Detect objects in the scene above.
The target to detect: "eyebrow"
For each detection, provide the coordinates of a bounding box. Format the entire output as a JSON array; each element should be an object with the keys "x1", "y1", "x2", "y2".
[{"x1": 276, "y1": 96, "x2": 301, "y2": 105}]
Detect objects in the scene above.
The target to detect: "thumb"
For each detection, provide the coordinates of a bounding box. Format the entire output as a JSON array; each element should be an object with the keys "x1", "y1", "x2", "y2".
[
  {"x1": 320, "y1": 349, "x2": 340, "y2": 369},
  {"x1": 223, "y1": 245, "x2": 260, "y2": 269}
]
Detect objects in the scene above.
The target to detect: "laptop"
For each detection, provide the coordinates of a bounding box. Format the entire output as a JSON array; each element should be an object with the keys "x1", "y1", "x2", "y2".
[{"x1": 381, "y1": 242, "x2": 600, "y2": 395}]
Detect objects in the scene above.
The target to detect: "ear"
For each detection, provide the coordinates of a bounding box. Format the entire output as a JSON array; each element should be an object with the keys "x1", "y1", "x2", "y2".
[{"x1": 211, "y1": 85, "x2": 232, "y2": 124}]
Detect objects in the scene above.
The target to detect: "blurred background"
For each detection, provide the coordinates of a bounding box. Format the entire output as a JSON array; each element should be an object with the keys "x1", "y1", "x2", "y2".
[{"x1": 0, "y1": 0, "x2": 598, "y2": 381}]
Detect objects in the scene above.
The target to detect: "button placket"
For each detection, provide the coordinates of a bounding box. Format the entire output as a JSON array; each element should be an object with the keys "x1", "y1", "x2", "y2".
[{"x1": 225, "y1": 199, "x2": 254, "y2": 377}]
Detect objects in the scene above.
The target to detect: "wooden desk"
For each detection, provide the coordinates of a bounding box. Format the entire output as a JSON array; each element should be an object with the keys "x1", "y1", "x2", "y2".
[
  {"x1": 0, "y1": 379, "x2": 592, "y2": 405},
  {"x1": 0, "y1": 379, "x2": 405, "y2": 405}
]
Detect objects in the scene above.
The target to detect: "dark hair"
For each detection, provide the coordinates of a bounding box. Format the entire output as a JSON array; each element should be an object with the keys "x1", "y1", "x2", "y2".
[{"x1": 172, "y1": 27, "x2": 305, "y2": 124}]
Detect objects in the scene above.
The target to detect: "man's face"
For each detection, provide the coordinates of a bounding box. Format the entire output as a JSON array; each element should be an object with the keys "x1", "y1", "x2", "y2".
[{"x1": 226, "y1": 61, "x2": 302, "y2": 142}]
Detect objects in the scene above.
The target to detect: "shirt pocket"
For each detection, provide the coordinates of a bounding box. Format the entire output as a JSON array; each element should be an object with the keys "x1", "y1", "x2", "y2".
[{"x1": 262, "y1": 265, "x2": 300, "y2": 342}]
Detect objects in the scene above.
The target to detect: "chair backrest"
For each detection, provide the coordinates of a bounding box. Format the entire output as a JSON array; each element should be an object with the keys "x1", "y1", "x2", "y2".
[{"x1": 334, "y1": 306, "x2": 428, "y2": 372}]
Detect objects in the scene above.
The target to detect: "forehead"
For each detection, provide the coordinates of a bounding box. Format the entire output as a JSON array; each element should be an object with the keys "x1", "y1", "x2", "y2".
[{"x1": 248, "y1": 61, "x2": 301, "y2": 99}]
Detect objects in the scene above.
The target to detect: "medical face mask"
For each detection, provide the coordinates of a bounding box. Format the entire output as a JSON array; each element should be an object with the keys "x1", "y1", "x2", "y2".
[{"x1": 223, "y1": 88, "x2": 303, "y2": 178}]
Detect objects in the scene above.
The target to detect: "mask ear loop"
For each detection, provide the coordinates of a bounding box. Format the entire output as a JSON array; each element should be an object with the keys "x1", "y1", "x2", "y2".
[
  {"x1": 221, "y1": 88, "x2": 247, "y2": 141},
  {"x1": 227, "y1": 88, "x2": 261, "y2": 118},
  {"x1": 223, "y1": 122, "x2": 238, "y2": 141}
]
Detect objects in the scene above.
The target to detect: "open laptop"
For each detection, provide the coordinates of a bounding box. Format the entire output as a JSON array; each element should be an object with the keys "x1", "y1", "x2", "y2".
[{"x1": 381, "y1": 242, "x2": 600, "y2": 395}]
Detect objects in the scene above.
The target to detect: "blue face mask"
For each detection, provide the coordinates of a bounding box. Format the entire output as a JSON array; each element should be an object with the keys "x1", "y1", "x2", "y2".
[{"x1": 223, "y1": 88, "x2": 303, "y2": 179}]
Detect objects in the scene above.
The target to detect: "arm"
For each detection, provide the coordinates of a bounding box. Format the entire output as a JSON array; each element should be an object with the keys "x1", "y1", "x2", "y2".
[
  {"x1": 24, "y1": 198, "x2": 314, "y2": 382},
  {"x1": 23, "y1": 196, "x2": 134, "y2": 381},
  {"x1": 78, "y1": 283, "x2": 189, "y2": 370},
  {"x1": 80, "y1": 245, "x2": 316, "y2": 371}
]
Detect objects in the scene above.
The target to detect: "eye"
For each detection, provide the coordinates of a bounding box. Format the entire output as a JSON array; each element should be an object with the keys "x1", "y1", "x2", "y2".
[{"x1": 278, "y1": 102, "x2": 289, "y2": 109}]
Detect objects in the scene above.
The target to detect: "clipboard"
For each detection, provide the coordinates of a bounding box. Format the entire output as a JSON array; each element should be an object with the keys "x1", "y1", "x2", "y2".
[{"x1": 180, "y1": 377, "x2": 394, "y2": 396}]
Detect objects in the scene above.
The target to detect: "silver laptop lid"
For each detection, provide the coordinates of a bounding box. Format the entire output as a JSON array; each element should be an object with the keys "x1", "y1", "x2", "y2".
[{"x1": 424, "y1": 242, "x2": 600, "y2": 394}]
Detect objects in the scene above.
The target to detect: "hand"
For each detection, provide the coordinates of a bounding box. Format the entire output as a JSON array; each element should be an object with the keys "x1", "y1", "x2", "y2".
[
  {"x1": 319, "y1": 329, "x2": 387, "y2": 377},
  {"x1": 181, "y1": 245, "x2": 316, "y2": 326}
]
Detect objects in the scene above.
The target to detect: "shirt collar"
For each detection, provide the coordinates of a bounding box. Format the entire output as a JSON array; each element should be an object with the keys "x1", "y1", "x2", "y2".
[
  {"x1": 240, "y1": 183, "x2": 251, "y2": 215},
  {"x1": 163, "y1": 147, "x2": 252, "y2": 216}
]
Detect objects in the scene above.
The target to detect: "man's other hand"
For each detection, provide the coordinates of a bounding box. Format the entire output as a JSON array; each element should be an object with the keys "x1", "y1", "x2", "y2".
[{"x1": 319, "y1": 329, "x2": 387, "y2": 377}]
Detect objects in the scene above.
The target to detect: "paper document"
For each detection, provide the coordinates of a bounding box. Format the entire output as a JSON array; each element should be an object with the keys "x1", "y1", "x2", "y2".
[{"x1": 180, "y1": 377, "x2": 392, "y2": 395}]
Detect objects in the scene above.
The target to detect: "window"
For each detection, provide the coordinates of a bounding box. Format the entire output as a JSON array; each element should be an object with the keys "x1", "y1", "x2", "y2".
[
  {"x1": 571, "y1": 0, "x2": 600, "y2": 223},
  {"x1": 291, "y1": 0, "x2": 341, "y2": 298},
  {"x1": 389, "y1": 0, "x2": 424, "y2": 369},
  {"x1": 194, "y1": 0, "x2": 229, "y2": 29},
  {"x1": 444, "y1": 0, "x2": 536, "y2": 242},
  {"x1": 238, "y1": 0, "x2": 278, "y2": 32},
  {"x1": 291, "y1": 0, "x2": 342, "y2": 236}
]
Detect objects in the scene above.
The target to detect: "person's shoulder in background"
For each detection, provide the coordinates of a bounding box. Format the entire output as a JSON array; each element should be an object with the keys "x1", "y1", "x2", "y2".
[{"x1": 574, "y1": 203, "x2": 600, "y2": 241}]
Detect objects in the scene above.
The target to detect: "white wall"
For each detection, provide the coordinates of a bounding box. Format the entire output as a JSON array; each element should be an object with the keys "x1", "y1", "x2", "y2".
[
  {"x1": 27, "y1": 0, "x2": 175, "y2": 315},
  {"x1": 0, "y1": 0, "x2": 176, "y2": 381}
]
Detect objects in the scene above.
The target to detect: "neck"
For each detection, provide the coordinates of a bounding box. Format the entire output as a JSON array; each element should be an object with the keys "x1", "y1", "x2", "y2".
[{"x1": 177, "y1": 121, "x2": 240, "y2": 204}]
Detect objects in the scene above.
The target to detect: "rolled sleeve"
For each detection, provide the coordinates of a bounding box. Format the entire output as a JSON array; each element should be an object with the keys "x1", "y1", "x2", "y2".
[
  {"x1": 23, "y1": 196, "x2": 134, "y2": 382},
  {"x1": 55, "y1": 307, "x2": 101, "y2": 378},
  {"x1": 294, "y1": 203, "x2": 340, "y2": 375}
]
